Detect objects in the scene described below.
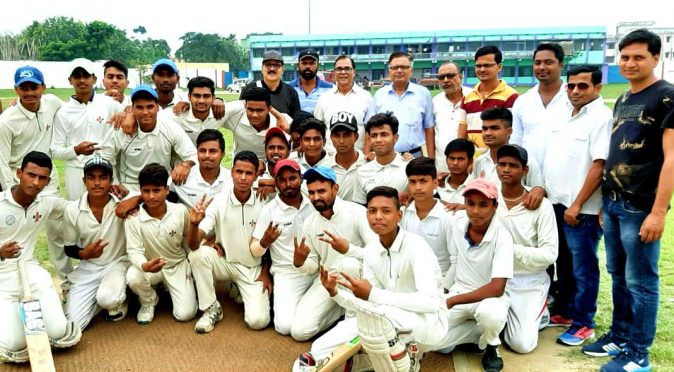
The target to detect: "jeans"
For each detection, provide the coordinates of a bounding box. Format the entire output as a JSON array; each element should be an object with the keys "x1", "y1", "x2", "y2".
[
  {"x1": 603, "y1": 196, "x2": 660, "y2": 358},
  {"x1": 553, "y1": 204, "x2": 602, "y2": 328}
]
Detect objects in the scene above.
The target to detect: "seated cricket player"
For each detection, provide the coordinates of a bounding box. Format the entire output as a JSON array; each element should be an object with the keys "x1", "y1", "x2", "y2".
[
  {"x1": 187, "y1": 151, "x2": 271, "y2": 333},
  {"x1": 291, "y1": 166, "x2": 376, "y2": 341},
  {"x1": 494, "y1": 144, "x2": 558, "y2": 353},
  {"x1": 0, "y1": 152, "x2": 81, "y2": 364},
  {"x1": 125, "y1": 163, "x2": 197, "y2": 324},
  {"x1": 445, "y1": 178, "x2": 513, "y2": 372},
  {"x1": 64, "y1": 156, "x2": 130, "y2": 330}
]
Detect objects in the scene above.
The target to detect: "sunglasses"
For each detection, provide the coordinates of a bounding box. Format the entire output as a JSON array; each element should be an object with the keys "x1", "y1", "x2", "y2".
[
  {"x1": 438, "y1": 73, "x2": 459, "y2": 80},
  {"x1": 566, "y1": 82, "x2": 591, "y2": 90}
]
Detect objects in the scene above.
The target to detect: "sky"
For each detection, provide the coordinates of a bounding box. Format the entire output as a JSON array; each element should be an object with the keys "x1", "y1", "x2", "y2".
[{"x1": 1, "y1": 0, "x2": 672, "y2": 54}]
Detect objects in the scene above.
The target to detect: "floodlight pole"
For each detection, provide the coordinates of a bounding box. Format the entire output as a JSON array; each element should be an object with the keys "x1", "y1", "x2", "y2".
[{"x1": 308, "y1": 0, "x2": 311, "y2": 34}]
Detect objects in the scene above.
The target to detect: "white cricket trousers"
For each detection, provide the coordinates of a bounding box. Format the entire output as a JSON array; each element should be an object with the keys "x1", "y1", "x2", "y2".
[
  {"x1": 445, "y1": 293, "x2": 509, "y2": 349},
  {"x1": 0, "y1": 260, "x2": 67, "y2": 351},
  {"x1": 189, "y1": 247, "x2": 270, "y2": 330},
  {"x1": 65, "y1": 259, "x2": 130, "y2": 330},
  {"x1": 126, "y1": 260, "x2": 197, "y2": 321},
  {"x1": 270, "y1": 266, "x2": 314, "y2": 335},
  {"x1": 504, "y1": 272, "x2": 549, "y2": 354}
]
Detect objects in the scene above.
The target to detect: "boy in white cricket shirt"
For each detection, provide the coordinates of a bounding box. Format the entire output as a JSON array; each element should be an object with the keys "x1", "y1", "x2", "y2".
[
  {"x1": 187, "y1": 151, "x2": 271, "y2": 333},
  {"x1": 0, "y1": 152, "x2": 81, "y2": 364},
  {"x1": 494, "y1": 144, "x2": 558, "y2": 354},
  {"x1": 64, "y1": 156, "x2": 130, "y2": 330},
  {"x1": 125, "y1": 163, "x2": 197, "y2": 324},
  {"x1": 437, "y1": 138, "x2": 474, "y2": 209}
]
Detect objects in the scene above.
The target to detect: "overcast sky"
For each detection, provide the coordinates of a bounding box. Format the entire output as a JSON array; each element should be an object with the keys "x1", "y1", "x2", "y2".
[{"x1": 1, "y1": 0, "x2": 672, "y2": 53}]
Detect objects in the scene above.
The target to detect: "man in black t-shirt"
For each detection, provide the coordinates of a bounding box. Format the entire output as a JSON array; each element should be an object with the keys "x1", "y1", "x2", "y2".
[
  {"x1": 582, "y1": 28, "x2": 674, "y2": 372},
  {"x1": 240, "y1": 50, "x2": 301, "y2": 118}
]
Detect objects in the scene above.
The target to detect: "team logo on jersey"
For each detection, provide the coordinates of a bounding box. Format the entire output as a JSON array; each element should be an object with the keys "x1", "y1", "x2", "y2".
[
  {"x1": 33, "y1": 212, "x2": 42, "y2": 223},
  {"x1": 96, "y1": 116, "x2": 105, "y2": 124},
  {"x1": 248, "y1": 220, "x2": 256, "y2": 228},
  {"x1": 169, "y1": 230, "x2": 176, "y2": 237},
  {"x1": 5, "y1": 215, "x2": 16, "y2": 226}
]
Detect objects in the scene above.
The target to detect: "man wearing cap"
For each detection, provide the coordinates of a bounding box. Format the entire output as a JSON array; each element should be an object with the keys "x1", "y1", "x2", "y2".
[
  {"x1": 255, "y1": 127, "x2": 290, "y2": 200},
  {"x1": 100, "y1": 85, "x2": 197, "y2": 193},
  {"x1": 241, "y1": 50, "x2": 301, "y2": 118},
  {"x1": 494, "y1": 144, "x2": 557, "y2": 354},
  {"x1": 102, "y1": 60, "x2": 131, "y2": 107},
  {"x1": 288, "y1": 49, "x2": 333, "y2": 114},
  {"x1": 325, "y1": 111, "x2": 367, "y2": 203},
  {"x1": 151, "y1": 58, "x2": 188, "y2": 109},
  {"x1": 0, "y1": 66, "x2": 73, "y2": 285},
  {"x1": 51, "y1": 58, "x2": 124, "y2": 200},
  {"x1": 315, "y1": 55, "x2": 375, "y2": 152},
  {"x1": 291, "y1": 166, "x2": 376, "y2": 341},
  {"x1": 250, "y1": 159, "x2": 315, "y2": 336},
  {"x1": 63, "y1": 156, "x2": 130, "y2": 330}
]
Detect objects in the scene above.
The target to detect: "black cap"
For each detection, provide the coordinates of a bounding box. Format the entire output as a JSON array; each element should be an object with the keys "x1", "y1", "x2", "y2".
[
  {"x1": 329, "y1": 111, "x2": 358, "y2": 133},
  {"x1": 496, "y1": 144, "x2": 528, "y2": 167},
  {"x1": 83, "y1": 155, "x2": 113, "y2": 177},
  {"x1": 298, "y1": 49, "x2": 319, "y2": 62},
  {"x1": 262, "y1": 50, "x2": 283, "y2": 64}
]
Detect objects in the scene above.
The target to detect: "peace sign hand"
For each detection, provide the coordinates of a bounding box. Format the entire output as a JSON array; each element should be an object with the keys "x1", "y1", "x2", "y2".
[
  {"x1": 190, "y1": 194, "x2": 213, "y2": 226},
  {"x1": 293, "y1": 237, "x2": 311, "y2": 268},
  {"x1": 318, "y1": 230, "x2": 349, "y2": 254},
  {"x1": 337, "y1": 271, "x2": 372, "y2": 301}
]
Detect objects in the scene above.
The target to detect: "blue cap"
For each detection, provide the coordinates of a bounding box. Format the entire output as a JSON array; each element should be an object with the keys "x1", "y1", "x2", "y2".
[
  {"x1": 130, "y1": 85, "x2": 159, "y2": 102},
  {"x1": 303, "y1": 166, "x2": 337, "y2": 184},
  {"x1": 152, "y1": 58, "x2": 179, "y2": 74},
  {"x1": 14, "y1": 66, "x2": 45, "y2": 86}
]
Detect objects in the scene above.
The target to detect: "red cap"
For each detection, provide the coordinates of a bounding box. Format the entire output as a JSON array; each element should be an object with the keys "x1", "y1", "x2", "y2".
[
  {"x1": 264, "y1": 127, "x2": 290, "y2": 144},
  {"x1": 462, "y1": 178, "x2": 498, "y2": 199},
  {"x1": 273, "y1": 159, "x2": 301, "y2": 175}
]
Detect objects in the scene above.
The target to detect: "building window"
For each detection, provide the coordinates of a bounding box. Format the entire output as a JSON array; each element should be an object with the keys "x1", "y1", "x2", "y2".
[
  {"x1": 340, "y1": 46, "x2": 354, "y2": 55},
  {"x1": 282, "y1": 47, "x2": 293, "y2": 56},
  {"x1": 449, "y1": 42, "x2": 464, "y2": 52},
  {"x1": 372, "y1": 69, "x2": 385, "y2": 80},
  {"x1": 253, "y1": 48, "x2": 265, "y2": 58},
  {"x1": 518, "y1": 65, "x2": 533, "y2": 77},
  {"x1": 372, "y1": 45, "x2": 389, "y2": 54},
  {"x1": 589, "y1": 39, "x2": 603, "y2": 51},
  {"x1": 357, "y1": 45, "x2": 369, "y2": 55},
  {"x1": 574, "y1": 39, "x2": 586, "y2": 51},
  {"x1": 501, "y1": 66, "x2": 516, "y2": 77},
  {"x1": 466, "y1": 68, "x2": 477, "y2": 78},
  {"x1": 607, "y1": 42, "x2": 615, "y2": 49},
  {"x1": 421, "y1": 44, "x2": 432, "y2": 53},
  {"x1": 326, "y1": 46, "x2": 339, "y2": 55},
  {"x1": 467, "y1": 41, "x2": 483, "y2": 51}
]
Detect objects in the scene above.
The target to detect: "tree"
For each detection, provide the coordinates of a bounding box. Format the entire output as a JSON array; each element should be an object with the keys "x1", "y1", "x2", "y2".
[{"x1": 176, "y1": 32, "x2": 249, "y2": 73}]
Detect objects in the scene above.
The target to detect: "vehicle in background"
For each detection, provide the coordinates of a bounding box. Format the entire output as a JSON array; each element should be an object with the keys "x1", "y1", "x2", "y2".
[{"x1": 226, "y1": 78, "x2": 251, "y2": 93}]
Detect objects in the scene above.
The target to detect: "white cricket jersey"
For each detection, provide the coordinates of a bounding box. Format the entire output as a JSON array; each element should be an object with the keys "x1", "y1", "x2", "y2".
[
  {"x1": 325, "y1": 151, "x2": 367, "y2": 203},
  {"x1": 472, "y1": 151, "x2": 543, "y2": 190},
  {"x1": 125, "y1": 201, "x2": 190, "y2": 270},
  {"x1": 0, "y1": 189, "x2": 65, "y2": 273},
  {"x1": 170, "y1": 165, "x2": 232, "y2": 208},
  {"x1": 297, "y1": 197, "x2": 376, "y2": 275},
  {"x1": 160, "y1": 105, "x2": 237, "y2": 146},
  {"x1": 432, "y1": 87, "x2": 472, "y2": 173},
  {"x1": 495, "y1": 195, "x2": 558, "y2": 276},
  {"x1": 510, "y1": 84, "x2": 569, "y2": 169},
  {"x1": 449, "y1": 214, "x2": 514, "y2": 294},
  {"x1": 543, "y1": 97, "x2": 612, "y2": 215},
  {"x1": 222, "y1": 100, "x2": 280, "y2": 160},
  {"x1": 63, "y1": 192, "x2": 127, "y2": 266},
  {"x1": 437, "y1": 174, "x2": 473, "y2": 204},
  {"x1": 0, "y1": 94, "x2": 62, "y2": 190},
  {"x1": 352, "y1": 153, "x2": 409, "y2": 205},
  {"x1": 100, "y1": 115, "x2": 197, "y2": 192},
  {"x1": 314, "y1": 84, "x2": 375, "y2": 150},
  {"x1": 158, "y1": 90, "x2": 189, "y2": 110},
  {"x1": 252, "y1": 194, "x2": 314, "y2": 271},
  {"x1": 199, "y1": 188, "x2": 264, "y2": 268},
  {"x1": 401, "y1": 200, "x2": 457, "y2": 275},
  {"x1": 51, "y1": 94, "x2": 123, "y2": 169},
  {"x1": 290, "y1": 151, "x2": 332, "y2": 173}
]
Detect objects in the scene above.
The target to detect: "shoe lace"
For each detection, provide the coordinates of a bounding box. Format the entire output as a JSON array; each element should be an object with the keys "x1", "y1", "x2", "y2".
[{"x1": 565, "y1": 325, "x2": 582, "y2": 336}]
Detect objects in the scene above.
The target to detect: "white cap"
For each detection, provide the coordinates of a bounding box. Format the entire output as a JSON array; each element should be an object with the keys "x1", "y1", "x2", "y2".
[{"x1": 69, "y1": 58, "x2": 97, "y2": 76}]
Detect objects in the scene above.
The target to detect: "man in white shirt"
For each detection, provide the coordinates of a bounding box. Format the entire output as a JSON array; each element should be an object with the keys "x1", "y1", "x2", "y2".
[
  {"x1": 250, "y1": 159, "x2": 315, "y2": 336},
  {"x1": 433, "y1": 62, "x2": 471, "y2": 172},
  {"x1": 437, "y1": 138, "x2": 475, "y2": 208},
  {"x1": 289, "y1": 118, "x2": 331, "y2": 171},
  {"x1": 151, "y1": 58, "x2": 188, "y2": 109},
  {"x1": 51, "y1": 58, "x2": 123, "y2": 200},
  {"x1": 255, "y1": 127, "x2": 290, "y2": 200},
  {"x1": 100, "y1": 85, "x2": 197, "y2": 193},
  {"x1": 326, "y1": 112, "x2": 367, "y2": 203},
  {"x1": 125, "y1": 163, "x2": 197, "y2": 324},
  {"x1": 543, "y1": 66, "x2": 611, "y2": 347},
  {"x1": 187, "y1": 151, "x2": 270, "y2": 333},
  {"x1": 352, "y1": 112, "x2": 410, "y2": 205},
  {"x1": 314, "y1": 56, "x2": 375, "y2": 151},
  {"x1": 0, "y1": 152, "x2": 81, "y2": 364},
  {"x1": 511, "y1": 43, "x2": 570, "y2": 169},
  {"x1": 63, "y1": 156, "x2": 130, "y2": 330},
  {"x1": 102, "y1": 60, "x2": 131, "y2": 107},
  {"x1": 291, "y1": 166, "x2": 376, "y2": 341},
  {"x1": 494, "y1": 145, "x2": 558, "y2": 354}
]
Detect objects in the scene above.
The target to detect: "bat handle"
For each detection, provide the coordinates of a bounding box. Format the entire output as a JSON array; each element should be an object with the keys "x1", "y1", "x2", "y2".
[{"x1": 18, "y1": 259, "x2": 32, "y2": 301}]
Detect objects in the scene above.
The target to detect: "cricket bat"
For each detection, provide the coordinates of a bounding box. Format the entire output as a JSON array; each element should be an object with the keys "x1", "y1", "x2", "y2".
[
  {"x1": 18, "y1": 260, "x2": 56, "y2": 372},
  {"x1": 318, "y1": 336, "x2": 362, "y2": 371}
]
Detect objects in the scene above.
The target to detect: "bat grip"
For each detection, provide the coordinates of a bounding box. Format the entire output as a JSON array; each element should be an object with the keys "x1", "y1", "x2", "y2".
[{"x1": 18, "y1": 259, "x2": 32, "y2": 301}]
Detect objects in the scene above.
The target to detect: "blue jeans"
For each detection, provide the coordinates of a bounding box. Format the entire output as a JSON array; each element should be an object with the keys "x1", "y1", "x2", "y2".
[
  {"x1": 603, "y1": 196, "x2": 660, "y2": 358},
  {"x1": 553, "y1": 204, "x2": 602, "y2": 328}
]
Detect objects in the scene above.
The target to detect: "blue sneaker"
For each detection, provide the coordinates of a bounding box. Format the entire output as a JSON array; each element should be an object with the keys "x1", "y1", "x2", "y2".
[
  {"x1": 582, "y1": 332, "x2": 626, "y2": 357},
  {"x1": 557, "y1": 325, "x2": 595, "y2": 346},
  {"x1": 600, "y1": 348, "x2": 651, "y2": 372}
]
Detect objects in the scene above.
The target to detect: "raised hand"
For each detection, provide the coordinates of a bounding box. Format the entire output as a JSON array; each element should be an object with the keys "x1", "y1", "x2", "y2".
[
  {"x1": 190, "y1": 194, "x2": 213, "y2": 226},
  {"x1": 79, "y1": 239, "x2": 109, "y2": 259},
  {"x1": 260, "y1": 222, "x2": 281, "y2": 249},
  {"x1": 141, "y1": 257, "x2": 166, "y2": 273},
  {"x1": 318, "y1": 230, "x2": 349, "y2": 254},
  {"x1": 320, "y1": 265, "x2": 339, "y2": 297},
  {"x1": 337, "y1": 271, "x2": 372, "y2": 301},
  {"x1": 293, "y1": 237, "x2": 310, "y2": 268}
]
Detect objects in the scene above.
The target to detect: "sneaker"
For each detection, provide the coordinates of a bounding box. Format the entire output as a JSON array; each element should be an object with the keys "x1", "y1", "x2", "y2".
[
  {"x1": 105, "y1": 301, "x2": 128, "y2": 322},
  {"x1": 0, "y1": 347, "x2": 29, "y2": 364},
  {"x1": 50, "y1": 320, "x2": 82, "y2": 348},
  {"x1": 538, "y1": 307, "x2": 550, "y2": 330},
  {"x1": 582, "y1": 332, "x2": 626, "y2": 357},
  {"x1": 548, "y1": 314, "x2": 573, "y2": 327},
  {"x1": 229, "y1": 283, "x2": 243, "y2": 305},
  {"x1": 194, "y1": 302, "x2": 223, "y2": 333},
  {"x1": 600, "y1": 348, "x2": 651, "y2": 372},
  {"x1": 137, "y1": 296, "x2": 159, "y2": 324},
  {"x1": 557, "y1": 325, "x2": 595, "y2": 346},
  {"x1": 481, "y1": 345, "x2": 503, "y2": 372}
]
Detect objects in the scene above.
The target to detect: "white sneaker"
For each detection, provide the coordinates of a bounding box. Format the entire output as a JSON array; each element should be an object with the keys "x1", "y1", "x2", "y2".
[
  {"x1": 194, "y1": 302, "x2": 223, "y2": 334},
  {"x1": 50, "y1": 320, "x2": 82, "y2": 348},
  {"x1": 538, "y1": 306, "x2": 550, "y2": 331},
  {"x1": 0, "y1": 347, "x2": 29, "y2": 364},
  {"x1": 137, "y1": 296, "x2": 158, "y2": 324},
  {"x1": 229, "y1": 283, "x2": 243, "y2": 305},
  {"x1": 106, "y1": 300, "x2": 128, "y2": 322}
]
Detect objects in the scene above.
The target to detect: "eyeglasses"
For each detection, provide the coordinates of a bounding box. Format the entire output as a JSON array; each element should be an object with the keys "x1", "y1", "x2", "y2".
[
  {"x1": 438, "y1": 73, "x2": 459, "y2": 80},
  {"x1": 566, "y1": 82, "x2": 591, "y2": 90},
  {"x1": 475, "y1": 63, "x2": 497, "y2": 69},
  {"x1": 334, "y1": 67, "x2": 354, "y2": 73},
  {"x1": 263, "y1": 62, "x2": 283, "y2": 69},
  {"x1": 389, "y1": 65, "x2": 411, "y2": 71}
]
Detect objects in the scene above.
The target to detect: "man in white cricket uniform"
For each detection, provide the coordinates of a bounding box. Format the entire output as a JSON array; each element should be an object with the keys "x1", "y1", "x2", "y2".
[
  {"x1": 102, "y1": 60, "x2": 132, "y2": 107},
  {"x1": 125, "y1": 163, "x2": 197, "y2": 324},
  {"x1": 0, "y1": 66, "x2": 72, "y2": 283},
  {"x1": 289, "y1": 118, "x2": 332, "y2": 172},
  {"x1": 51, "y1": 58, "x2": 123, "y2": 200},
  {"x1": 436, "y1": 139, "x2": 474, "y2": 207},
  {"x1": 151, "y1": 59, "x2": 188, "y2": 110},
  {"x1": 291, "y1": 166, "x2": 376, "y2": 341},
  {"x1": 100, "y1": 85, "x2": 197, "y2": 193},
  {"x1": 250, "y1": 159, "x2": 315, "y2": 336},
  {"x1": 494, "y1": 145, "x2": 558, "y2": 354},
  {"x1": 254, "y1": 128, "x2": 291, "y2": 201},
  {"x1": 325, "y1": 112, "x2": 367, "y2": 203},
  {"x1": 63, "y1": 157, "x2": 130, "y2": 330},
  {"x1": 0, "y1": 152, "x2": 81, "y2": 363},
  {"x1": 187, "y1": 151, "x2": 271, "y2": 333}
]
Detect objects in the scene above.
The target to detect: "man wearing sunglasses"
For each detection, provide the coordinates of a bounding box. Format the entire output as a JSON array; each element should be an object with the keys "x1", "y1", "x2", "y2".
[{"x1": 240, "y1": 50, "x2": 301, "y2": 118}]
